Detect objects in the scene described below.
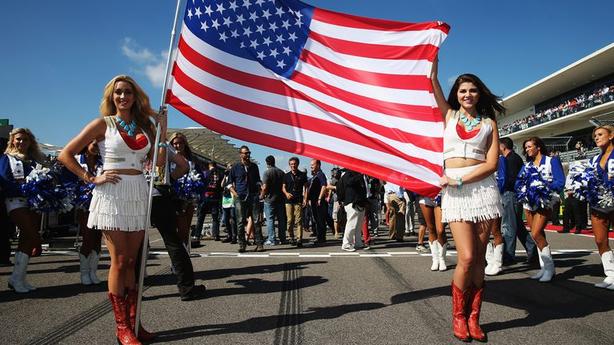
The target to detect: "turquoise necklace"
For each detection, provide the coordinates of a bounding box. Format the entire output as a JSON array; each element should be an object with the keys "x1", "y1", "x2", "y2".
[
  {"x1": 460, "y1": 112, "x2": 482, "y2": 131},
  {"x1": 115, "y1": 116, "x2": 137, "y2": 137}
]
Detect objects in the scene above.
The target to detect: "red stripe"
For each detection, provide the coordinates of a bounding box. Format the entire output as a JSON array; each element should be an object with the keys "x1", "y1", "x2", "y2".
[
  {"x1": 177, "y1": 36, "x2": 443, "y2": 152},
  {"x1": 172, "y1": 63, "x2": 443, "y2": 175},
  {"x1": 308, "y1": 31, "x2": 440, "y2": 61},
  {"x1": 313, "y1": 8, "x2": 450, "y2": 34},
  {"x1": 290, "y1": 70, "x2": 436, "y2": 121},
  {"x1": 167, "y1": 90, "x2": 441, "y2": 197},
  {"x1": 300, "y1": 48, "x2": 432, "y2": 90}
]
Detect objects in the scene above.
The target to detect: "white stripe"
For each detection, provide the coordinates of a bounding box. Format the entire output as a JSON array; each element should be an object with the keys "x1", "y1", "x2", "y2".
[
  {"x1": 175, "y1": 50, "x2": 443, "y2": 165},
  {"x1": 294, "y1": 60, "x2": 435, "y2": 106},
  {"x1": 171, "y1": 77, "x2": 441, "y2": 186},
  {"x1": 310, "y1": 18, "x2": 448, "y2": 48},
  {"x1": 182, "y1": 25, "x2": 440, "y2": 129},
  {"x1": 304, "y1": 38, "x2": 433, "y2": 76}
]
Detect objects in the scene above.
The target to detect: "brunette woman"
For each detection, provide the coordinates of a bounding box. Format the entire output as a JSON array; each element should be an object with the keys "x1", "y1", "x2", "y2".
[
  {"x1": 518, "y1": 137, "x2": 564, "y2": 283},
  {"x1": 432, "y1": 59, "x2": 504, "y2": 342}
]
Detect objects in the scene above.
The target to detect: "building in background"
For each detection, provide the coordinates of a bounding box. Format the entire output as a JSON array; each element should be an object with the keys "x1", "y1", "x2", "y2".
[{"x1": 498, "y1": 42, "x2": 614, "y2": 164}]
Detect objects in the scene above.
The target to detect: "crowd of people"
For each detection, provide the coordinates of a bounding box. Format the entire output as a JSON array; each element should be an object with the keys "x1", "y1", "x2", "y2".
[
  {"x1": 499, "y1": 81, "x2": 614, "y2": 136},
  {"x1": 0, "y1": 71, "x2": 612, "y2": 344}
]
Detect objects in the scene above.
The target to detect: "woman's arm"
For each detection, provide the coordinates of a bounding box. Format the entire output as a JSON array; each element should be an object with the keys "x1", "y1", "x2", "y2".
[
  {"x1": 431, "y1": 57, "x2": 452, "y2": 120},
  {"x1": 58, "y1": 118, "x2": 110, "y2": 184},
  {"x1": 152, "y1": 107, "x2": 168, "y2": 167}
]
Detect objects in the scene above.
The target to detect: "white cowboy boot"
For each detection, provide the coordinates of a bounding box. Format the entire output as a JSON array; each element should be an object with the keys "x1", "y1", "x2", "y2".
[
  {"x1": 484, "y1": 242, "x2": 494, "y2": 275},
  {"x1": 596, "y1": 251, "x2": 614, "y2": 289},
  {"x1": 88, "y1": 250, "x2": 101, "y2": 284},
  {"x1": 8, "y1": 251, "x2": 31, "y2": 293},
  {"x1": 79, "y1": 253, "x2": 93, "y2": 285},
  {"x1": 539, "y1": 245, "x2": 555, "y2": 282},
  {"x1": 530, "y1": 247, "x2": 544, "y2": 280},
  {"x1": 429, "y1": 241, "x2": 439, "y2": 271},
  {"x1": 438, "y1": 241, "x2": 447, "y2": 271},
  {"x1": 486, "y1": 243, "x2": 503, "y2": 276}
]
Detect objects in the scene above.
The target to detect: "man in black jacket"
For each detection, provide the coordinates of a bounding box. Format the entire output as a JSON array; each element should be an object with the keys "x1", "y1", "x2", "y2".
[{"x1": 338, "y1": 169, "x2": 368, "y2": 252}]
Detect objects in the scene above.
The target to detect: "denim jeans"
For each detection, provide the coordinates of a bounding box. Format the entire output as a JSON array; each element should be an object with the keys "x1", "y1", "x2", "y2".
[
  {"x1": 235, "y1": 195, "x2": 264, "y2": 245},
  {"x1": 194, "y1": 198, "x2": 220, "y2": 238},
  {"x1": 264, "y1": 200, "x2": 287, "y2": 242},
  {"x1": 501, "y1": 191, "x2": 537, "y2": 262}
]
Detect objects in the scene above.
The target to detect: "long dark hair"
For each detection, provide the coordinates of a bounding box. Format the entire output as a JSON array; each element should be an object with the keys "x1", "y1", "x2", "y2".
[
  {"x1": 447, "y1": 74, "x2": 505, "y2": 120},
  {"x1": 522, "y1": 136, "x2": 549, "y2": 161}
]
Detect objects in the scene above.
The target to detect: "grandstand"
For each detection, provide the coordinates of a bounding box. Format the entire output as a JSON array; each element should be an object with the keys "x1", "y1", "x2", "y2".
[
  {"x1": 498, "y1": 42, "x2": 614, "y2": 163},
  {"x1": 166, "y1": 127, "x2": 239, "y2": 167}
]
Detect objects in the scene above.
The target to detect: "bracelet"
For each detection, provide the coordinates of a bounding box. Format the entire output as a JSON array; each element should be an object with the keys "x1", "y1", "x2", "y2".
[
  {"x1": 158, "y1": 142, "x2": 168, "y2": 148},
  {"x1": 456, "y1": 177, "x2": 463, "y2": 188},
  {"x1": 82, "y1": 170, "x2": 92, "y2": 182}
]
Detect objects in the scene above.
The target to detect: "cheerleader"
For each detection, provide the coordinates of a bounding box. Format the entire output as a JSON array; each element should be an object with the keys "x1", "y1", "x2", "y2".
[
  {"x1": 421, "y1": 195, "x2": 448, "y2": 272},
  {"x1": 58, "y1": 75, "x2": 164, "y2": 344},
  {"x1": 432, "y1": 58, "x2": 504, "y2": 342},
  {"x1": 169, "y1": 132, "x2": 199, "y2": 246},
  {"x1": 589, "y1": 125, "x2": 614, "y2": 289},
  {"x1": 518, "y1": 137, "x2": 565, "y2": 283},
  {"x1": 74, "y1": 140, "x2": 103, "y2": 285},
  {"x1": 0, "y1": 128, "x2": 47, "y2": 293}
]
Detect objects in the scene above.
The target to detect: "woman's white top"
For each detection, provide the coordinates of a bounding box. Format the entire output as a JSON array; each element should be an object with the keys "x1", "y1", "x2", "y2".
[{"x1": 97, "y1": 117, "x2": 150, "y2": 171}]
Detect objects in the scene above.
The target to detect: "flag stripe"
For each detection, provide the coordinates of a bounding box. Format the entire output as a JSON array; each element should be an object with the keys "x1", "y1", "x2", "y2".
[
  {"x1": 310, "y1": 17, "x2": 447, "y2": 48},
  {"x1": 304, "y1": 37, "x2": 433, "y2": 76},
  {"x1": 174, "y1": 51, "x2": 442, "y2": 164},
  {"x1": 178, "y1": 35, "x2": 444, "y2": 141},
  {"x1": 300, "y1": 49, "x2": 432, "y2": 90},
  {"x1": 312, "y1": 7, "x2": 451, "y2": 34},
  {"x1": 167, "y1": 90, "x2": 440, "y2": 196},
  {"x1": 309, "y1": 30, "x2": 440, "y2": 61}
]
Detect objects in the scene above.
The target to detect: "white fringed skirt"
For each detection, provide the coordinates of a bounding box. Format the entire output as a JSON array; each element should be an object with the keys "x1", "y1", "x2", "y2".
[
  {"x1": 87, "y1": 174, "x2": 149, "y2": 231},
  {"x1": 441, "y1": 165, "x2": 503, "y2": 223}
]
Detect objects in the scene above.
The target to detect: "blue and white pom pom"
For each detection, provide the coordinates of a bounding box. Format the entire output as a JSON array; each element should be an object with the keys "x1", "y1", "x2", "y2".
[
  {"x1": 434, "y1": 192, "x2": 442, "y2": 207},
  {"x1": 571, "y1": 164, "x2": 614, "y2": 209},
  {"x1": 515, "y1": 165, "x2": 553, "y2": 210},
  {"x1": 21, "y1": 167, "x2": 76, "y2": 213},
  {"x1": 73, "y1": 182, "x2": 96, "y2": 209},
  {"x1": 173, "y1": 170, "x2": 205, "y2": 201}
]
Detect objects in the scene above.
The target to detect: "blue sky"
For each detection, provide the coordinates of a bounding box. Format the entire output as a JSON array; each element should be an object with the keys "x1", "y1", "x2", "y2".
[{"x1": 1, "y1": 0, "x2": 612, "y2": 174}]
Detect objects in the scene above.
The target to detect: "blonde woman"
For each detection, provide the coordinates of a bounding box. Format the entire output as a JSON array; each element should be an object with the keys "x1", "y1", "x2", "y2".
[
  {"x1": 432, "y1": 58, "x2": 504, "y2": 342},
  {"x1": 588, "y1": 125, "x2": 614, "y2": 289},
  {"x1": 59, "y1": 75, "x2": 166, "y2": 344},
  {"x1": 0, "y1": 128, "x2": 47, "y2": 293}
]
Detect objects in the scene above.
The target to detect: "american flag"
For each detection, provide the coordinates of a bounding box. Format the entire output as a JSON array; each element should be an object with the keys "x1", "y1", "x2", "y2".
[{"x1": 167, "y1": 0, "x2": 449, "y2": 197}]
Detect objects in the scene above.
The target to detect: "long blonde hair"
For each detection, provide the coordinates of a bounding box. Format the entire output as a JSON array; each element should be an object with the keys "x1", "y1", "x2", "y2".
[
  {"x1": 100, "y1": 75, "x2": 156, "y2": 144},
  {"x1": 5, "y1": 128, "x2": 46, "y2": 163}
]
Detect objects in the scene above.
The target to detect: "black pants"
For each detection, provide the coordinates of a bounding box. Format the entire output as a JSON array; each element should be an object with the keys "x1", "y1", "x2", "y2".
[
  {"x1": 312, "y1": 201, "x2": 328, "y2": 241},
  {"x1": 149, "y1": 194, "x2": 195, "y2": 297},
  {"x1": 563, "y1": 196, "x2": 587, "y2": 231}
]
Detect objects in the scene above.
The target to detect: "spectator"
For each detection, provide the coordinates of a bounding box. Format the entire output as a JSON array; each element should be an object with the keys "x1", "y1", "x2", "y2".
[
  {"x1": 261, "y1": 155, "x2": 287, "y2": 245},
  {"x1": 282, "y1": 157, "x2": 308, "y2": 247}
]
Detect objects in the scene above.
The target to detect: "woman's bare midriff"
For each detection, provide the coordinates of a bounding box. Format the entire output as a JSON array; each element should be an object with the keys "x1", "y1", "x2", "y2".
[
  {"x1": 444, "y1": 157, "x2": 485, "y2": 169},
  {"x1": 104, "y1": 169, "x2": 143, "y2": 175}
]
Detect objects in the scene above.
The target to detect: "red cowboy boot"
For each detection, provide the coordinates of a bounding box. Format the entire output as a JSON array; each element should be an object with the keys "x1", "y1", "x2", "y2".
[
  {"x1": 108, "y1": 292, "x2": 141, "y2": 345},
  {"x1": 126, "y1": 288, "x2": 157, "y2": 342},
  {"x1": 451, "y1": 282, "x2": 471, "y2": 342},
  {"x1": 467, "y1": 284, "x2": 487, "y2": 342}
]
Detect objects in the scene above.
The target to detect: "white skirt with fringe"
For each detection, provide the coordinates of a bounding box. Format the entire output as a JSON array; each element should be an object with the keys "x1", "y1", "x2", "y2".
[
  {"x1": 87, "y1": 174, "x2": 149, "y2": 231},
  {"x1": 441, "y1": 165, "x2": 503, "y2": 223}
]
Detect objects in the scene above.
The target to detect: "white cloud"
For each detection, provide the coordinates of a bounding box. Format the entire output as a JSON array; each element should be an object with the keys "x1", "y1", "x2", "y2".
[{"x1": 121, "y1": 37, "x2": 168, "y2": 88}]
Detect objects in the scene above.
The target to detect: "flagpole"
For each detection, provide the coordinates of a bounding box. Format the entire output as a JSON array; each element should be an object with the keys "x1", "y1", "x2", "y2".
[{"x1": 135, "y1": 0, "x2": 184, "y2": 336}]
